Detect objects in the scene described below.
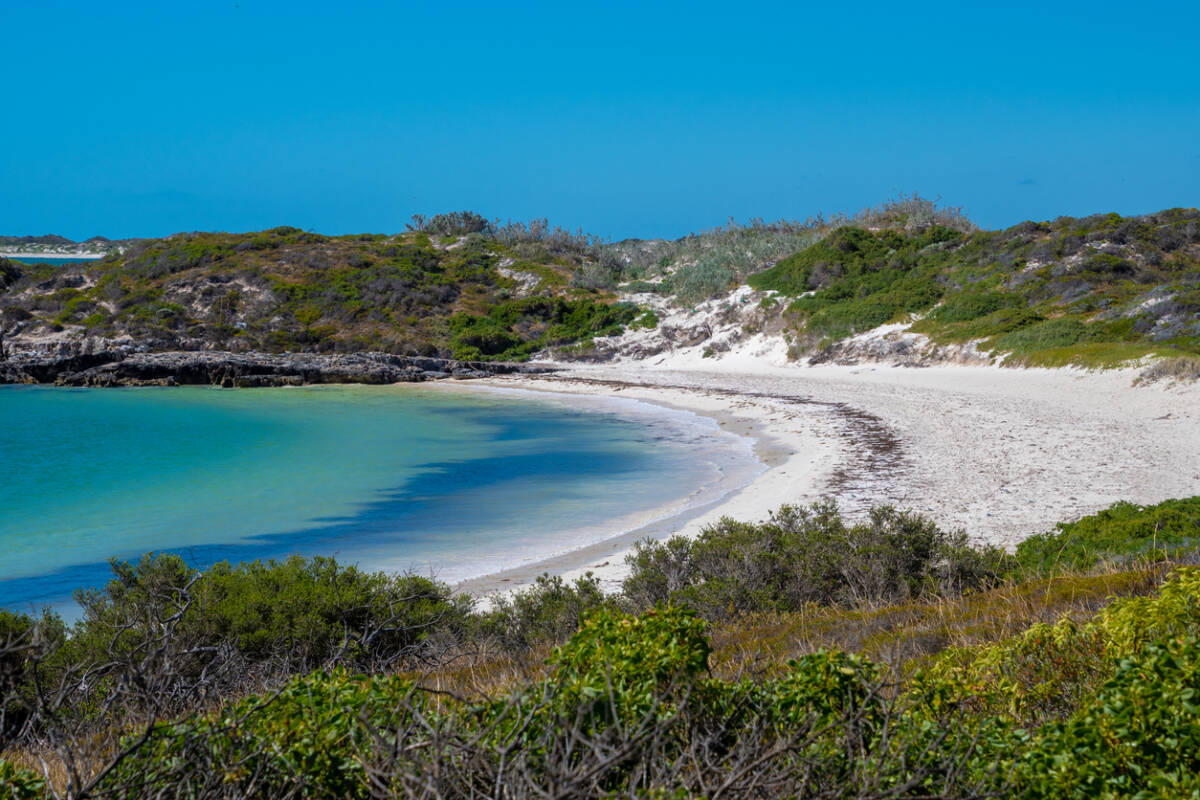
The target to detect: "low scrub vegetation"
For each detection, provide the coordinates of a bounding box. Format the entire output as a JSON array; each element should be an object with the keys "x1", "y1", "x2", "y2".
[
  {"x1": 4, "y1": 201, "x2": 1197, "y2": 372},
  {"x1": 0, "y1": 222, "x2": 650, "y2": 360},
  {"x1": 3, "y1": 497, "x2": 1200, "y2": 797},
  {"x1": 621, "y1": 501, "x2": 1005, "y2": 618},
  {"x1": 744, "y1": 206, "x2": 1200, "y2": 365},
  {"x1": 447, "y1": 297, "x2": 640, "y2": 361},
  {"x1": 0, "y1": 258, "x2": 21, "y2": 291}
]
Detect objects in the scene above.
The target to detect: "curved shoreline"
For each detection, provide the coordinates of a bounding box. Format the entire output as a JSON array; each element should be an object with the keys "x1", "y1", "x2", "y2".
[
  {"x1": 450, "y1": 362, "x2": 1200, "y2": 597},
  {"x1": 415, "y1": 380, "x2": 776, "y2": 593},
  {"x1": 442, "y1": 374, "x2": 839, "y2": 596}
]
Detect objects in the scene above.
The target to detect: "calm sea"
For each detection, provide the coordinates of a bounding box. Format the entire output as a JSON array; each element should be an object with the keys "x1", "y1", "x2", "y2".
[
  {"x1": 0, "y1": 384, "x2": 757, "y2": 614},
  {"x1": 5, "y1": 256, "x2": 100, "y2": 266}
]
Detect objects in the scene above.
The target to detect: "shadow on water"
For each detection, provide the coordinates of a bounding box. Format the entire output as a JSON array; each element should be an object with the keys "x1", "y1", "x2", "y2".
[{"x1": 0, "y1": 426, "x2": 656, "y2": 615}]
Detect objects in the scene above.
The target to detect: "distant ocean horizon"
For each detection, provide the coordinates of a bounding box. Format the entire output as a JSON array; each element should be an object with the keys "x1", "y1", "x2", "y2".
[{"x1": 0, "y1": 384, "x2": 758, "y2": 616}]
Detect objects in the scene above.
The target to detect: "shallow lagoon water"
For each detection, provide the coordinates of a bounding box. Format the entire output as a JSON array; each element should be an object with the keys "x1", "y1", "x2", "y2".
[{"x1": 0, "y1": 384, "x2": 758, "y2": 613}]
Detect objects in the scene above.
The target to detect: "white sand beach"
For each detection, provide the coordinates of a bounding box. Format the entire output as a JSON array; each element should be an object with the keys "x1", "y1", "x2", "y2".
[{"x1": 456, "y1": 362, "x2": 1200, "y2": 597}]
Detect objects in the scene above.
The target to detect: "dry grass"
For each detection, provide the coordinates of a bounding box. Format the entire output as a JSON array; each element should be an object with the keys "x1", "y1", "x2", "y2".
[
  {"x1": 403, "y1": 640, "x2": 556, "y2": 700},
  {"x1": 1136, "y1": 354, "x2": 1200, "y2": 384},
  {"x1": 707, "y1": 562, "x2": 1170, "y2": 678},
  {"x1": 397, "y1": 562, "x2": 1172, "y2": 696}
]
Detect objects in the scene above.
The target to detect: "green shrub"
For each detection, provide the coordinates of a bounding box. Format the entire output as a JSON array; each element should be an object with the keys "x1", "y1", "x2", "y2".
[
  {"x1": 992, "y1": 317, "x2": 1097, "y2": 353},
  {"x1": 671, "y1": 260, "x2": 735, "y2": 305},
  {"x1": 546, "y1": 606, "x2": 710, "y2": 726},
  {"x1": 92, "y1": 604, "x2": 993, "y2": 798},
  {"x1": 0, "y1": 761, "x2": 45, "y2": 800},
  {"x1": 931, "y1": 290, "x2": 1023, "y2": 323},
  {"x1": 623, "y1": 502, "x2": 1006, "y2": 620},
  {"x1": 1013, "y1": 497, "x2": 1200, "y2": 574},
  {"x1": 1019, "y1": 635, "x2": 1200, "y2": 798},
  {"x1": 953, "y1": 306, "x2": 1045, "y2": 340},
  {"x1": 631, "y1": 308, "x2": 659, "y2": 329},
  {"x1": 71, "y1": 553, "x2": 471, "y2": 676},
  {"x1": 914, "y1": 568, "x2": 1200, "y2": 728},
  {"x1": 449, "y1": 297, "x2": 638, "y2": 360},
  {"x1": 102, "y1": 668, "x2": 419, "y2": 799},
  {"x1": 477, "y1": 572, "x2": 614, "y2": 651}
]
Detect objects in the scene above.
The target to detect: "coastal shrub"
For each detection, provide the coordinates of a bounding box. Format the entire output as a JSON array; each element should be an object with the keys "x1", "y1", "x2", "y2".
[
  {"x1": 448, "y1": 297, "x2": 639, "y2": 360},
  {"x1": 91, "y1": 604, "x2": 1003, "y2": 799},
  {"x1": 603, "y1": 215, "x2": 822, "y2": 293},
  {"x1": 477, "y1": 572, "x2": 615, "y2": 652},
  {"x1": 408, "y1": 210, "x2": 491, "y2": 236},
  {"x1": 914, "y1": 568, "x2": 1200, "y2": 728},
  {"x1": 991, "y1": 317, "x2": 1098, "y2": 354},
  {"x1": 67, "y1": 553, "x2": 471, "y2": 687},
  {"x1": 97, "y1": 667, "x2": 420, "y2": 799},
  {"x1": 1012, "y1": 497, "x2": 1200, "y2": 574},
  {"x1": 853, "y1": 194, "x2": 977, "y2": 234},
  {"x1": 630, "y1": 308, "x2": 658, "y2": 329},
  {"x1": 749, "y1": 225, "x2": 961, "y2": 297},
  {"x1": 931, "y1": 290, "x2": 1023, "y2": 323},
  {"x1": 0, "y1": 610, "x2": 67, "y2": 743},
  {"x1": 12, "y1": 498, "x2": 1200, "y2": 797},
  {"x1": 670, "y1": 259, "x2": 736, "y2": 306},
  {"x1": 744, "y1": 225, "x2": 963, "y2": 344},
  {"x1": 623, "y1": 501, "x2": 1006, "y2": 620},
  {"x1": 1017, "y1": 635, "x2": 1200, "y2": 799},
  {"x1": 544, "y1": 606, "x2": 711, "y2": 727},
  {"x1": 0, "y1": 258, "x2": 21, "y2": 290},
  {"x1": 0, "y1": 761, "x2": 44, "y2": 799},
  {"x1": 927, "y1": 306, "x2": 1046, "y2": 342},
  {"x1": 569, "y1": 252, "x2": 624, "y2": 291}
]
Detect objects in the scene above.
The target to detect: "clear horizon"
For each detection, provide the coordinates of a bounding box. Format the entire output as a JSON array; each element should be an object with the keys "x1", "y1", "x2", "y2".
[{"x1": 3, "y1": 0, "x2": 1197, "y2": 241}]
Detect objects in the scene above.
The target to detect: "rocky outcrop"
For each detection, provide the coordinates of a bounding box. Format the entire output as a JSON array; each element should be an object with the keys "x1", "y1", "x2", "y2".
[
  {"x1": 807, "y1": 325, "x2": 994, "y2": 367},
  {"x1": 0, "y1": 350, "x2": 553, "y2": 387}
]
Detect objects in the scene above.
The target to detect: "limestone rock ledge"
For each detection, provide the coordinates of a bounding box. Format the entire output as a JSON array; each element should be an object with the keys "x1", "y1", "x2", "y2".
[{"x1": 0, "y1": 350, "x2": 553, "y2": 387}]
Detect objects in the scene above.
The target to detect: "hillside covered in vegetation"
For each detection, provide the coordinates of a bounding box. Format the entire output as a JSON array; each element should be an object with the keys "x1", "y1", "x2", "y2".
[
  {"x1": 3, "y1": 497, "x2": 1200, "y2": 797},
  {"x1": 2, "y1": 200, "x2": 1198, "y2": 373},
  {"x1": 747, "y1": 206, "x2": 1200, "y2": 367},
  {"x1": 0, "y1": 217, "x2": 642, "y2": 362}
]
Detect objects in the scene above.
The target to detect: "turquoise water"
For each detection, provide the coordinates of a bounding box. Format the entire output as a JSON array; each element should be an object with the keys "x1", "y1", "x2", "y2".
[
  {"x1": 0, "y1": 384, "x2": 756, "y2": 613},
  {"x1": 6, "y1": 256, "x2": 99, "y2": 266}
]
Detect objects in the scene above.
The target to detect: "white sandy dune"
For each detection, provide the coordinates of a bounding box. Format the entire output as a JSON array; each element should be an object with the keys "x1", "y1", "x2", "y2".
[{"x1": 457, "y1": 360, "x2": 1200, "y2": 596}]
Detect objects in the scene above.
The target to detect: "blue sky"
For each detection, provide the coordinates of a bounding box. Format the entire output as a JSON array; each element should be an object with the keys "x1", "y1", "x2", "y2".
[{"x1": 2, "y1": 1, "x2": 1197, "y2": 239}]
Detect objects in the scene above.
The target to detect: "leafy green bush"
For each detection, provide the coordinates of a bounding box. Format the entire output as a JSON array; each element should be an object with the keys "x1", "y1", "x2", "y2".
[
  {"x1": 546, "y1": 606, "x2": 711, "y2": 726},
  {"x1": 1018, "y1": 635, "x2": 1200, "y2": 799},
  {"x1": 477, "y1": 572, "x2": 614, "y2": 651},
  {"x1": 623, "y1": 501, "x2": 1005, "y2": 620},
  {"x1": 915, "y1": 567, "x2": 1200, "y2": 728},
  {"x1": 449, "y1": 297, "x2": 639, "y2": 360},
  {"x1": 93, "y1": 604, "x2": 994, "y2": 798},
  {"x1": 102, "y1": 667, "x2": 419, "y2": 799},
  {"x1": 931, "y1": 290, "x2": 1023, "y2": 323},
  {"x1": 70, "y1": 553, "x2": 471, "y2": 677},
  {"x1": 0, "y1": 761, "x2": 45, "y2": 799},
  {"x1": 746, "y1": 226, "x2": 962, "y2": 341},
  {"x1": 991, "y1": 317, "x2": 1098, "y2": 353},
  {"x1": 1013, "y1": 497, "x2": 1200, "y2": 574},
  {"x1": 749, "y1": 225, "x2": 961, "y2": 297}
]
